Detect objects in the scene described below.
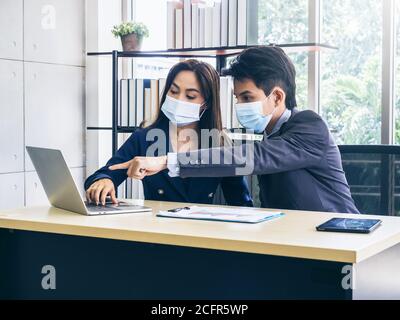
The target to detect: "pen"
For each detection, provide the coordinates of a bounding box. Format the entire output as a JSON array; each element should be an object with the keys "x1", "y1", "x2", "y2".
[{"x1": 168, "y1": 207, "x2": 190, "y2": 213}]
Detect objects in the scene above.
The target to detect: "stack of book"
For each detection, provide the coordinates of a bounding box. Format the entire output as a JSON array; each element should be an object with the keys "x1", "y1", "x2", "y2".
[
  {"x1": 167, "y1": 0, "x2": 259, "y2": 50},
  {"x1": 119, "y1": 78, "x2": 166, "y2": 128},
  {"x1": 117, "y1": 133, "x2": 145, "y2": 200},
  {"x1": 119, "y1": 76, "x2": 241, "y2": 130}
]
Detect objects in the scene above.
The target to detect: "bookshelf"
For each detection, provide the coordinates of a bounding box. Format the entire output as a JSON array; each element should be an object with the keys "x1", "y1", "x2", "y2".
[{"x1": 87, "y1": 43, "x2": 337, "y2": 155}]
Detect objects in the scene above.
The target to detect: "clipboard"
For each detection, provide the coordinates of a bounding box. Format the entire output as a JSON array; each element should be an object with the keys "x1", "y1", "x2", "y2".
[{"x1": 157, "y1": 206, "x2": 284, "y2": 224}]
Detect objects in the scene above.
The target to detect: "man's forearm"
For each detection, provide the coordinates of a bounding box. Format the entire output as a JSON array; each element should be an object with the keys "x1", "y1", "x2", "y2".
[{"x1": 167, "y1": 144, "x2": 251, "y2": 178}]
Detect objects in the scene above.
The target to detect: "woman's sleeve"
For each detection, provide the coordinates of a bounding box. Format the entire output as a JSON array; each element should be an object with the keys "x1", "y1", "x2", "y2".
[
  {"x1": 221, "y1": 176, "x2": 254, "y2": 207},
  {"x1": 84, "y1": 131, "x2": 142, "y2": 191}
]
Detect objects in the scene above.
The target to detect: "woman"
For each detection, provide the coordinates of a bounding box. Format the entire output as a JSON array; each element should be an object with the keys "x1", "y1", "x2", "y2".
[{"x1": 85, "y1": 59, "x2": 253, "y2": 207}]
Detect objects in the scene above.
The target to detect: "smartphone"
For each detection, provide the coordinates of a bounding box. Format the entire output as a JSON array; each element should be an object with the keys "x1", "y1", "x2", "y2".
[{"x1": 316, "y1": 218, "x2": 382, "y2": 234}]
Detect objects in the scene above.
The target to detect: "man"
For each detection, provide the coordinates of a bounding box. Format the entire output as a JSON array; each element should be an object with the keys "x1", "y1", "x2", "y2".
[{"x1": 110, "y1": 46, "x2": 359, "y2": 214}]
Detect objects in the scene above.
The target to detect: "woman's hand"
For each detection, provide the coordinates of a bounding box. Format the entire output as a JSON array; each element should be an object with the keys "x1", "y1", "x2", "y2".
[
  {"x1": 109, "y1": 156, "x2": 168, "y2": 180},
  {"x1": 85, "y1": 178, "x2": 118, "y2": 205}
]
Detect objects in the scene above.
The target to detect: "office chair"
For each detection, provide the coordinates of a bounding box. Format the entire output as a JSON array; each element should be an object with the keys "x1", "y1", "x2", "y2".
[{"x1": 339, "y1": 145, "x2": 400, "y2": 216}]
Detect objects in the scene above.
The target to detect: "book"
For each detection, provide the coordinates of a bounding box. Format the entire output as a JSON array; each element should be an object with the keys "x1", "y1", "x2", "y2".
[
  {"x1": 132, "y1": 179, "x2": 145, "y2": 200},
  {"x1": 220, "y1": 77, "x2": 229, "y2": 128},
  {"x1": 116, "y1": 133, "x2": 135, "y2": 199},
  {"x1": 237, "y1": 0, "x2": 247, "y2": 45},
  {"x1": 191, "y1": 2, "x2": 199, "y2": 48},
  {"x1": 175, "y1": 8, "x2": 183, "y2": 49},
  {"x1": 137, "y1": 79, "x2": 151, "y2": 127},
  {"x1": 212, "y1": 0, "x2": 221, "y2": 47},
  {"x1": 237, "y1": 0, "x2": 259, "y2": 46},
  {"x1": 121, "y1": 77, "x2": 237, "y2": 130},
  {"x1": 167, "y1": 1, "x2": 175, "y2": 49},
  {"x1": 144, "y1": 87, "x2": 151, "y2": 126},
  {"x1": 204, "y1": 5, "x2": 213, "y2": 48},
  {"x1": 221, "y1": 76, "x2": 234, "y2": 129},
  {"x1": 199, "y1": 5, "x2": 205, "y2": 48},
  {"x1": 139, "y1": 181, "x2": 144, "y2": 199},
  {"x1": 159, "y1": 78, "x2": 167, "y2": 100},
  {"x1": 135, "y1": 79, "x2": 144, "y2": 127},
  {"x1": 246, "y1": 0, "x2": 259, "y2": 46},
  {"x1": 228, "y1": 0, "x2": 238, "y2": 47},
  {"x1": 183, "y1": 0, "x2": 192, "y2": 48},
  {"x1": 119, "y1": 79, "x2": 121, "y2": 126},
  {"x1": 167, "y1": 0, "x2": 182, "y2": 49},
  {"x1": 126, "y1": 177, "x2": 132, "y2": 199},
  {"x1": 220, "y1": 0, "x2": 228, "y2": 47},
  {"x1": 231, "y1": 96, "x2": 241, "y2": 129},
  {"x1": 149, "y1": 79, "x2": 159, "y2": 124},
  {"x1": 220, "y1": 77, "x2": 226, "y2": 128},
  {"x1": 128, "y1": 79, "x2": 136, "y2": 127},
  {"x1": 157, "y1": 206, "x2": 284, "y2": 224},
  {"x1": 117, "y1": 133, "x2": 127, "y2": 197},
  {"x1": 120, "y1": 79, "x2": 129, "y2": 127}
]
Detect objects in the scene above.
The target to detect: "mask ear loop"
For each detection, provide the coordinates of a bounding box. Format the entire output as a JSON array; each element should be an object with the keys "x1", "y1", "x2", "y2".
[
  {"x1": 199, "y1": 102, "x2": 208, "y2": 119},
  {"x1": 265, "y1": 92, "x2": 279, "y2": 117}
]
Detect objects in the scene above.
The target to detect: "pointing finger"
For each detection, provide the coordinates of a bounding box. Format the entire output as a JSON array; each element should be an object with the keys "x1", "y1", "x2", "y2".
[{"x1": 109, "y1": 160, "x2": 131, "y2": 171}]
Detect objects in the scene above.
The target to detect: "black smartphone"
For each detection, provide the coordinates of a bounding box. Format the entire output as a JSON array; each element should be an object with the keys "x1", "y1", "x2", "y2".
[{"x1": 316, "y1": 218, "x2": 382, "y2": 234}]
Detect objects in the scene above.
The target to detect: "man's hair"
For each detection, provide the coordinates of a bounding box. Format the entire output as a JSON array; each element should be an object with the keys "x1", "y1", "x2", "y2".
[{"x1": 223, "y1": 46, "x2": 297, "y2": 110}]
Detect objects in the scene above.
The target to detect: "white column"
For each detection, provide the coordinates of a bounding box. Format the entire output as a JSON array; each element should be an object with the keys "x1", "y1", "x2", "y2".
[
  {"x1": 85, "y1": 0, "x2": 121, "y2": 177},
  {"x1": 121, "y1": 0, "x2": 134, "y2": 78},
  {"x1": 381, "y1": 0, "x2": 396, "y2": 145},
  {"x1": 308, "y1": 0, "x2": 321, "y2": 113}
]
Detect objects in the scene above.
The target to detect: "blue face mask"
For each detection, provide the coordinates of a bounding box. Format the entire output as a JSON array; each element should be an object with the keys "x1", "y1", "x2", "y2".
[
  {"x1": 234, "y1": 95, "x2": 277, "y2": 133},
  {"x1": 161, "y1": 95, "x2": 206, "y2": 126}
]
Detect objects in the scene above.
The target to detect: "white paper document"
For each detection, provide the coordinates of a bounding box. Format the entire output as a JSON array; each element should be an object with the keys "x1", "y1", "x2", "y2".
[{"x1": 157, "y1": 206, "x2": 284, "y2": 224}]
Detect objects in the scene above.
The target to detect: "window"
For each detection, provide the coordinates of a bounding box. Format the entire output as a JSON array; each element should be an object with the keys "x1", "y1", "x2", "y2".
[
  {"x1": 258, "y1": 0, "x2": 309, "y2": 109},
  {"x1": 132, "y1": 0, "x2": 179, "y2": 79},
  {"x1": 395, "y1": 1, "x2": 400, "y2": 143},
  {"x1": 131, "y1": 0, "x2": 309, "y2": 107},
  {"x1": 320, "y1": 0, "x2": 383, "y2": 145}
]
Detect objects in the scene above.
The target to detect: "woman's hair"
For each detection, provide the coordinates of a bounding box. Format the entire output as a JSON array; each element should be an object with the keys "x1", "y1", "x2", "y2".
[{"x1": 149, "y1": 59, "x2": 223, "y2": 134}]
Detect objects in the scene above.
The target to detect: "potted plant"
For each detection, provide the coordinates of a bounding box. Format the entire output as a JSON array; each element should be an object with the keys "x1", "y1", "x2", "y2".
[{"x1": 111, "y1": 22, "x2": 149, "y2": 51}]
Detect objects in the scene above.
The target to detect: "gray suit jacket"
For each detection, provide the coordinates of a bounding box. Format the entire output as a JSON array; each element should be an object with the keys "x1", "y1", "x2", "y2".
[{"x1": 177, "y1": 109, "x2": 360, "y2": 213}]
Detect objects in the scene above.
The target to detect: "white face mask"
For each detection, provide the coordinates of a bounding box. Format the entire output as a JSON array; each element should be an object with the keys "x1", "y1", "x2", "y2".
[{"x1": 161, "y1": 95, "x2": 206, "y2": 126}]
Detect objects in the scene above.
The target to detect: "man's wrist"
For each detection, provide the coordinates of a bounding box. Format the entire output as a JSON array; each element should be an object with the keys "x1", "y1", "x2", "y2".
[
  {"x1": 159, "y1": 155, "x2": 168, "y2": 170},
  {"x1": 167, "y1": 153, "x2": 180, "y2": 177}
]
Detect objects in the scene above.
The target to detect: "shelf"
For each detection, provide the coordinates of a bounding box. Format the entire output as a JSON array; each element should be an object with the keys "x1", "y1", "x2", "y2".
[
  {"x1": 87, "y1": 126, "x2": 264, "y2": 141},
  {"x1": 87, "y1": 126, "x2": 139, "y2": 133},
  {"x1": 87, "y1": 43, "x2": 338, "y2": 58},
  {"x1": 87, "y1": 42, "x2": 338, "y2": 158},
  {"x1": 117, "y1": 126, "x2": 139, "y2": 133}
]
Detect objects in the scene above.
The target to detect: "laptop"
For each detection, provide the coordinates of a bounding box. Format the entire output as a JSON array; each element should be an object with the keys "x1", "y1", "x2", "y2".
[{"x1": 26, "y1": 146, "x2": 152, "y2": 215}]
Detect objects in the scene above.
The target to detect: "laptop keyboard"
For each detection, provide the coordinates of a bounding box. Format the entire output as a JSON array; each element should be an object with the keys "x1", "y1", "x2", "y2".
[
  {"x1": 87, "y1": 205, "x2": 122, "y2": 212},
  {"x1": 85, "y1": 202, "x2": 122, "y2": 212}
]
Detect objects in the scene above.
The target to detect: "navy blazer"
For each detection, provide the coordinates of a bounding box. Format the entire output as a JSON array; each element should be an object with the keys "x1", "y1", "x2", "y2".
[
  {"x1": 177, "y1": 109, "x2": 360, "y2": 214},
  {"x1": 84, "y1": 120, "x2": 253, "y2": 207}
]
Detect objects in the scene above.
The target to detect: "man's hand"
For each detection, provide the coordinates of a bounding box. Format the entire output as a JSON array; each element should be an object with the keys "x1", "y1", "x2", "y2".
[{"x1": 109, "y1": 156, "x2": 168, "y2": 180}]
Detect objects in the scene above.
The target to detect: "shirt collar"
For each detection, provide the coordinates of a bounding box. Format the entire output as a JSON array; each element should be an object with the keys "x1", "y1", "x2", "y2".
[{"x1": 266, "y1": 109, "x2": 292, "y2": 138}]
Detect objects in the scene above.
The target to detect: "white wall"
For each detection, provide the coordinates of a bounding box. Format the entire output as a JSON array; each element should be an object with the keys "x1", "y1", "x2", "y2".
[
  {"x1": 85, "y1": 0, "x2": 122, "y2": 176},
  {"x1": 0, "y1": 0, "x2": 86, "y2": 210}
]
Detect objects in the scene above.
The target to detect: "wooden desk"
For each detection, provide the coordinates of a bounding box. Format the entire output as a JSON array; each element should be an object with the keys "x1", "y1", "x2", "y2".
[{"x1": 1, "y1": 201, "x2": 400, "y2": 299}]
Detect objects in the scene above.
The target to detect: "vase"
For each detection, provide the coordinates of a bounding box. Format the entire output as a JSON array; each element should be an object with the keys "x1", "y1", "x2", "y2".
[{"x1": 121, "y1": 33, "x2": 143, "y2": 51}]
